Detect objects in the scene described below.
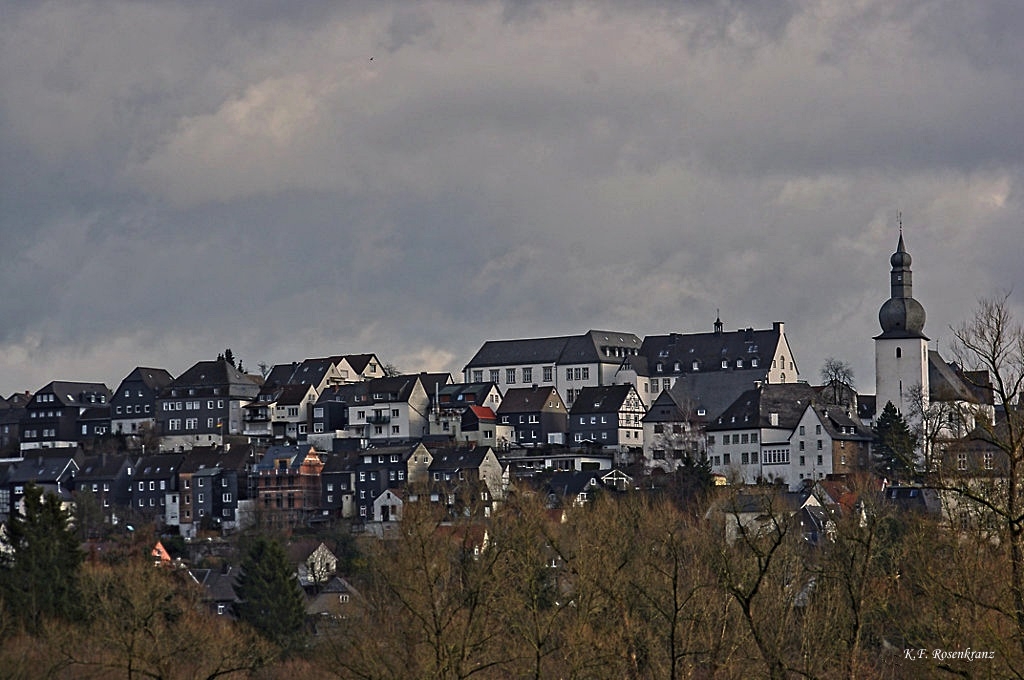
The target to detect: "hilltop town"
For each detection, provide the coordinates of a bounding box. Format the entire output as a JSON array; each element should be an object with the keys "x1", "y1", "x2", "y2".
[{"x1": 1, "y1": 235, "x2": 1021, "y2": 679}]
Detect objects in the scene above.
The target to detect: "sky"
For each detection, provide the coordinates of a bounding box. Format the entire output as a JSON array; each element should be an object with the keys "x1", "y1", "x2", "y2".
[{"x1": 2, "y1": 0, "x2": 1022, "y2": 397}]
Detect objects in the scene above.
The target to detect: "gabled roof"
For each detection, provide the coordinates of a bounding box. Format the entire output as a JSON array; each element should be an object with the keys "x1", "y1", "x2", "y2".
[
  {"x1": 167, "y1": 359, "x2": 260, "y2": 393},
  {"x1": 707, "y1": 382, "x2": 818, "y2": 432},
  {"x1": 429, "y1": 447, "x2": 492, "y2": 472},
  {"x1": 34, "y1": 381, "x2": 112, "y2": 407},
  {"x1": 335, "y1": 353, "x2": 378, "y2": 375},
  {"x1": 276, "y1": 383, "x2": 315, "y2": 407},
  {"x1": 629, "y1": 324, "x2": 784, "y2": 378},
  {"x1": 7, "y1": 455, "x2": 79, "y2": 484},
  {"x1": 496, "y1": 386, "x2": 564, "y2": 414},
  {"x1": 315, "y1": 382, "x2": 365, "y2": 405},
  {"x1": 77, "y1": 454, "x2": 133, "y2": 480},
  {"x1": 435, "y1": 383, "x2": 495, "y2": 408},
  {"x1": 568, "y1": 384, "x2": 638, "y2": 415},
  {"x1": 928, "y1": 351, "x2": 993, "y2": 405},
  {"x1": 134, "y1": 454, "x2": 185, "y2": 479},
  {"x1": 666, "y1": 370, "x2": 773, "y2": 423},
  {"x1": 641, "y1": 390, "x2": 691, "y2": 424},
  {"x1": 464, "y1": 330, "x2": 640, "y2": 369},
  {"x1": 117, "y1": 367, "x2": 174, "y2": 392}
]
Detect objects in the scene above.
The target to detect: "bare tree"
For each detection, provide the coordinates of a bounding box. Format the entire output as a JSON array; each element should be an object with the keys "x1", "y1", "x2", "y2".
[
  {"x1": 925, "y1": 293, "x2": 1024, "y2": 659},
  {"x1": 820, "y1": 357, "x2": 856, "y2": 406}
]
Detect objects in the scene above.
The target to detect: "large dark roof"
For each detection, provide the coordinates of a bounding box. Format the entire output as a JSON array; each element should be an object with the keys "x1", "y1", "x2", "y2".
[
  {"x1": 568, "y1": 384, "x2": 638, "y2": 415},
  {"x1": 928, "y1": 351, "x2": 993, "y2": 405},
  {"x1": 628, "y1": 324, "x2": 783, "y2": 379},
  {"x1": 35, "y1": 381, "x2": 112, "y2": 407},
  {"x1": 464, "y1": 330, "x2": 641, "y2": 369},
  {"x1": 168, "y1": 359, "x2": 260, "y2": 394},
  {"x1": 117, "y1": 367, "x2": 174, "y2": 392},
  {"x1": 496, "y1": 386, "x2": 564, "y2": 414},
  {"x1": 667, "y1": 370, "x2": 773, "y2": 423},
  {"x1": 707, "y1": 382, "x2": 818, "y2": 432}
]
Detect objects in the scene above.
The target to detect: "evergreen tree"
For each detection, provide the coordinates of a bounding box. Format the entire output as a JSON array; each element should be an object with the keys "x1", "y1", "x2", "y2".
[
  {"x1": 872, "y1": 401, "x2": 918, "y2": 482},
  {"x1": 0, "y1": 483, "x2": 84, "y2": 632},
  {"x1": 235, "y1": 536, "x2": 307, "y2": 653}
]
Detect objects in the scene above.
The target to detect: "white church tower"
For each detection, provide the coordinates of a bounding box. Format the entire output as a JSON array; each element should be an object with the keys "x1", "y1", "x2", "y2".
[{"x1": 874, "y1": 231, "x2": 929, "y2": 421}]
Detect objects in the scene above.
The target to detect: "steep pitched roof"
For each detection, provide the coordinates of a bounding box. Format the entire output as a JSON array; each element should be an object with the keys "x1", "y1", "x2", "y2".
[
  {"x1": 118, "y1": 367, "x2": 174, "y2": 392},
  {"x1": 496, "y1": 386, "x2": 564, "y2": 414},
  {"x1": 568, "y1": 384, "x2": 638, "y2": 415},
  {"x1": 630, "y1": 324, "x2": 783, "y2": 378},
  {"x1": 35, "y1": 381, "x2": 112, "y2": 407},
  {"x1": 168, "y1": 359, "x2": 260, "y2": 393},
  {"x1": 708, "y1": 382, "x2": 818, "y2": 432}
]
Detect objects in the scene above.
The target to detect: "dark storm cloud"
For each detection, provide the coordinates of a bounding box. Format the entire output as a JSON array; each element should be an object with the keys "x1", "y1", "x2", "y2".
[{"x1": 1, "y1": 0, "x2": 1022, "y2": 394}]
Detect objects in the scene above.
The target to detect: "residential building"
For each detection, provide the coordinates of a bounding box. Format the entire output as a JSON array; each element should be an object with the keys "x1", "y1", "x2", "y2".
[
  {"x1": 347, "y1": 373, "x2": 452, "y2": 444},
  {"x1": 20, "y1": 381, "x2": 112, "y2": 451},
  {"x1": 496, "y1": 385, "x2": 569, "y2": 448},
  {"x1": 463, "y1": 330, "x2": 642, "y2": 408},
  {"x1": 616, "y1": 318, "x2": 799, "y2": 410},
  {"x1": 641, "y1": 389, "x2": 706, "y2": 473},
  {"x1": 110, "y1": 367, "x2": 174, "y2": 441},
  {"x1": 130, "y1": 453, "x2": 185, "y2": 522},
  {"x1": 706, "y1": 382, "x2": 819, "y2": 489},
  {"x1": 156, "y1": 359, "x2": 261, "y2": 450},
  {"x1": 253, "y1": 444, "x2": 325, "y2": 526},
  {"x1": 567, "y1": 384, "x2": 646, "y2": 464}
]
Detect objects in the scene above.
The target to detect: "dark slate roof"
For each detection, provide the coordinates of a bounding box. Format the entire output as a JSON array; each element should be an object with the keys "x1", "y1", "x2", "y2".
[
  {"x1": 629, "y1": 324, "x2": 783, "y2": 378},
  {"x1": 117, "y1": 367, "x2": 174, "y2": 392},
  {"x1": 811, "y1": 405, "x2": 874, "y2": 441},
  {"x1": 707, "y1": 382, "x2": 818, "y2": 432},
  {"x1": 928, "y1": 351, "x2": 993, "y2": 405},
  {"x1": 78, "y1": 406, "x2": 111, "y2": 422},
  {"x1": 7, "y1": 455, "x2": 79, "y2": 484},
  {"x1": 417, "y1": 373, "x2": 454, "y2": 400},
  {"x1": 496, "y1": 386, "x2": 565, "y2": 414},
  {"x1": 560, "y1": 331, "x2": 642, "y2": 365},
  {"x1": 666, "y1": 370, "x2": 773, "y2": 423},
  {"x1": 568, "y1": 384, "x2": 637, "y2": 415},
  {"x1": 546, "y1": 470, "x2": 597, "y2": 497},
  {"x1": 167, "y1": 359, "x2": 260, "y2": 394},
  {"x1": 276, "y1": 383, "x2": 314, "y2": 406},
  {"x1": 436, "y1": 383, "x2": 495, "y2": 407},
  {"x1": 641, "y1": 390, "x2": 691, "y2": 424},
  {"x1": 337, "y1": 353, "x2": 377, "y2": 374},
  {"x1": 134, "y1": 454, "x2": 186, "y2": 480},
  {"x1": 36, "y1": 381, "x2": 112, "y2": 407},
  {"x1": 77, "y1": 454, "x2": 133, "y2": 480},
  {"x1": 464, "y1": 330, "x2": 641, "y2": 370},
  {"x1": 428, "y1": 447, "x2": 491, "y2": 472}
]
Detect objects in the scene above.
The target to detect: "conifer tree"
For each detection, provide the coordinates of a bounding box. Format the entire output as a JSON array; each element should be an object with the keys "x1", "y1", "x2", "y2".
[
  {"x1": 235, "y1": 536, "x2": 307, "y2": 653},
  {"x1": 872, "y1": 401, "x2": 918, "y2": 481},
  {"x1": 0, "y1": 483, "x2": 84, "y2": 632}
]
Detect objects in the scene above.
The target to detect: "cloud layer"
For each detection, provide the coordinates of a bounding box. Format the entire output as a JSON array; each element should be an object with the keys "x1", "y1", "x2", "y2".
[{"x1": 2, "y1": 0, "x2": 1022, "y2": 394}]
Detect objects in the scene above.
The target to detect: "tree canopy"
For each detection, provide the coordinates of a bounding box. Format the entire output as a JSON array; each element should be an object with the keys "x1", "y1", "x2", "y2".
[
  {"x1": 235, "y1": 536, "x2": 307, "y2": 653},
  {"x1": 0, "y1": 483, "x2": 84, "y2": 633}
]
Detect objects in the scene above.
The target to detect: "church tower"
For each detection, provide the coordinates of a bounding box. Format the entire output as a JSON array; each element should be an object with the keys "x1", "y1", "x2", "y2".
[{"x1": 874, "y1": 231, "x2": 929, "y2": 419}]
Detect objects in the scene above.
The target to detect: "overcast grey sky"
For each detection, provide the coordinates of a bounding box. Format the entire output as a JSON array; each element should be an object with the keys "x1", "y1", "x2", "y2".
[{"x1": 2, "y1": 0, "x2": 1022, "y2": 397}]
